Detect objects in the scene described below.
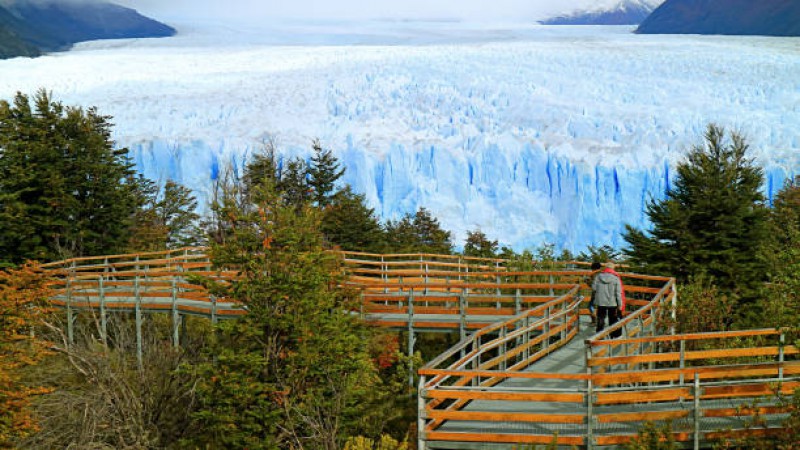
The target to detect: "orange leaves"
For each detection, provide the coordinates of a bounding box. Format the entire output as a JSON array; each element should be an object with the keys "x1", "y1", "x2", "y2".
[{"x1": 0, "y1": 262, "x2": 53, "y2": 444}]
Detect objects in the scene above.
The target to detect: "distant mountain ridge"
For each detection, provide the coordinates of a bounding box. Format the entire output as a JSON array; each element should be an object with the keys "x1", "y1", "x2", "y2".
[
  {"x1": 0, "y1": 0, "x2": 175, "y2": 59},
  {"x1": 637, "y1": 0, "x2": 800, "y2": 36},
  {"x1": 541, "y1": 0, "x2": 664, "y2": 25}
]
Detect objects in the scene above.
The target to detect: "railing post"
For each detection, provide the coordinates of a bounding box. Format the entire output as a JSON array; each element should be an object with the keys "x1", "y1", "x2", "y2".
[
  {"x1": 523, "y1": 315, "x2": 530, "y2": 361},
  {"x1": 586, "y1": 341, "x2": 594, "y2": 450},
  {"x1": 515, "y1": 288, "x2": 521, "y2": 315},
  {"x1": 459, "y1": 290, "x2": 467, "y2": 340},
  {"x1": 171, "y1": 278, "x2": 180, "y2": 347},
  {"x1": 500, "y1": 325, "x2": 507, "y2": 370},
  {"x1": 382, "y1": 255, "x2": 388, "y2": 294},
  {"x1": 99, "y1": 276, "x2": 107, "y2": 347},
  {"x1": 670, "y1": 281, "x2": 678, "y2": 336},
  {"x1": 418, "y1": 376, "x2": 427, "y2": 450},
  {"x1": 693, "y1": 372, "x2": 701, "y2": 450},
  {"x1": 779, "y1": 330, "x2": 785, "y2": 381},
  {"x1": 66, "y1": 277, "x2": 74, "y2": 346},
  {"x1": 211, "y1": 294, "x2": 218, "y2": 326},
  {"x1": 679, "y1": 339, "x2": 686, "y2": 386},
  {"x1": 544, "y1": 305, "x2": 551, "y2": 352},
  {"x1": 495, "y1": 273, "x2": 501, "y2": 309},
  {"x1": 408, "y1": 288, "x2": 415, "y2": 387},
  {"x1": 135, "y1": 275, "x2": 143, "y2": 370},
  {"x1": 424, "y1": 259, "x2": 429, "y2": 297}
]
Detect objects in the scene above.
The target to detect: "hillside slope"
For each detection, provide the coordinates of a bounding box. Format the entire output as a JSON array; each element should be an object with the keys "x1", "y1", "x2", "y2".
[
  {"x1": 637, "y1": 0, "x2": 800, "y2": 36},
  {"x1": 0, "y1": 0, "x2": 174, "y2": 58}
]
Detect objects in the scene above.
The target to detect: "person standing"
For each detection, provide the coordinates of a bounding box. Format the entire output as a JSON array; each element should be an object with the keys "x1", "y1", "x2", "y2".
[
  {"x1": 592, "y1": 261, "x2": 624, "y2": 334},
  {"x1": 587, "y1": 261, "x2": 603, "y2": 324}
]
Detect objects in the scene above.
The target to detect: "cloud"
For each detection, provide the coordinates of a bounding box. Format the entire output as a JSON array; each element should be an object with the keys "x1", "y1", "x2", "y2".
[{"x1": 115, "y1": 0, "x2": 609, "y2": 22}]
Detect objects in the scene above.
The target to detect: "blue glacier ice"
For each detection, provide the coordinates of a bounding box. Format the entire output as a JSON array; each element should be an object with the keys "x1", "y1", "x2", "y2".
[{"x1": 0, "y1": 21, "x2": 797, "y2": 252}]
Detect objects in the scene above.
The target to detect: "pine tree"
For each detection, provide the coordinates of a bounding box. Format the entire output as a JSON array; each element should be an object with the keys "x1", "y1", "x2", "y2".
[
  {"x1": 308, "y1": 139, "x2": 345, "y2": 208},
  {"x1": 321, "y1": 186, "x2": 386, "y2": 252},
  {"x1": 754, "y1": 178, "x2": 800, "y2": 328},
  {"x1": 157, "y1": 180, "x2": 200, "y2": 248},
  {"x1": 276, "y1": 157, "x2": 309, "y2": 209},
  {"x1": 623, "y1": 124, "x2": 768, "y2": 301},
  {"x1": 0, "y1": 90, "x2": 141, "y2": 262},
  {"x1": 385, "y1": 208, "x2": 453, "y2": 254},
  {"x1": 190, "y1": 174, "x2": 383, "y2": 449},
  {"x1": 463, "y1": 229, "x2": 498, "y2": 258}
]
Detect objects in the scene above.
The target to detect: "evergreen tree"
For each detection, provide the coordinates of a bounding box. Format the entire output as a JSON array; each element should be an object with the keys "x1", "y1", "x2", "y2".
[
  {"x1": 576, "y1": 245, "x2": 620, "y2": 263},
  {"x1": 190, "y1": 174, "x2": 384, "y2": 449},
  {"x1": 127, "y1": 175, "x2": 167, "y2": 252},
  {"x1": 308, "y1": 139, "x2": 345, "y2": 208},
  {"x1": 623, "y1": 124, "x2": 768, "y2": 300},
  {"x1": 276, "y1": 157, "x2": 310, "y2": 209},
  {"x1": 0, "y1": 90, "x2": 140, "y2": 262},
  {"x1": 463, "y1": 229, "x2": 498, "y2": 258},
  {"x1": 385, "y1": 208, "x2": 453, "y2": 254},
  {"x1": 321, "y1": 186, "x2": 385, "y2": 252},
  {"x1": 243, "y1": 142, "x2": 279, "y2": 201},
  {"x1": 754, "y1": 178, "x2": 800, "y2": 328},
  {"x1": 157, "y1": 180, "x2": 200, "y2": 248}
]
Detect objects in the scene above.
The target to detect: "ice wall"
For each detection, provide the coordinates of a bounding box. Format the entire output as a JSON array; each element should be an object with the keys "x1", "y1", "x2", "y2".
[{"x1": 128, "y1": 135, "x2": 794, "y2": 253}]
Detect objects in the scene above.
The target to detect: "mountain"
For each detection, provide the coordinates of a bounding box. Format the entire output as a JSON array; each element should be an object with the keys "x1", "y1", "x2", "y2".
[
  {"x1": 0, "y1": 6, "x2": 39, "y2": 57},
  {"x1": 637, "y1": 0, "x2": 800, "y2": 36},
  {"x1": 0, "y1": 0, "x2": 175, "y2": 58},
  {"x1": 541, "y1": 0, "x2": 663, "y2": 26}
]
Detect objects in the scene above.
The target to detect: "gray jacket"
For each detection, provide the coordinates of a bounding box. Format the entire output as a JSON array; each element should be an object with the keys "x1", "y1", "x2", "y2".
[{"x1": 592, "y1": 272, "x2": 622, "y2": 308}]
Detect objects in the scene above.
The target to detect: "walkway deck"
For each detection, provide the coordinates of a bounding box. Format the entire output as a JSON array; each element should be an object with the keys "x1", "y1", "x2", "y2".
[{"x1": 41, "y1": 249, "x2": 799, "y2": 449}]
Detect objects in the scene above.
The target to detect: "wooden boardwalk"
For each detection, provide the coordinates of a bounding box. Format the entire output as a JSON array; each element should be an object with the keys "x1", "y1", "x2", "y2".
[{"x1": 42, "y1": 249, "x2": 799, "y2": 449}]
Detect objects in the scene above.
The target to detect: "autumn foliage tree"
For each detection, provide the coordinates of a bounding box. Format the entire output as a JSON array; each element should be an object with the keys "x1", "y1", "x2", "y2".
[{"x1": 0, "y1": 263, "x2": 51, "y2": 446}]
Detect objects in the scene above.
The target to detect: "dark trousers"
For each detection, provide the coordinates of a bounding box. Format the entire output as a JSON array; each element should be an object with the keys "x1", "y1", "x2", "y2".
[{"x1": 596, "y1": 306, "x2": 619, "y2": 335}]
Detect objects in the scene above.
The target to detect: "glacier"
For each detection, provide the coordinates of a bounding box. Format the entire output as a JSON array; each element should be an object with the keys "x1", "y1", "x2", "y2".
[{"x1": 0, "y1": 21, "x2": 797, "y2": 252}]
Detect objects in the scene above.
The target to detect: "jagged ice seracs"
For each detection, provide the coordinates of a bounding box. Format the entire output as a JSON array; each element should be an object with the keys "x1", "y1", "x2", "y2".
[{"x1": 0, "y1": 21, "x2": 797, "y2": 252}]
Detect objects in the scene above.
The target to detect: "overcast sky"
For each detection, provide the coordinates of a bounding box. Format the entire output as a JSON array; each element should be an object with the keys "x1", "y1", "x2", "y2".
[{"x1": 115, "y1": 0, "x2": 614, "y2": 22}]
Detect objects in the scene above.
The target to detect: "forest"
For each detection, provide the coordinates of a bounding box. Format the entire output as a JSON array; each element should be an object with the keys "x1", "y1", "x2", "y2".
[{"x1": 0, "y1": 91, "x2": 798, "y2": 449}]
